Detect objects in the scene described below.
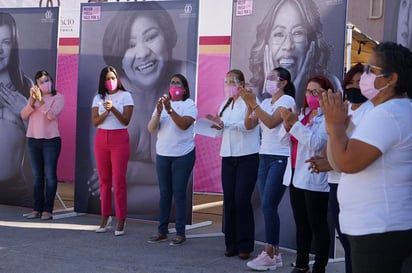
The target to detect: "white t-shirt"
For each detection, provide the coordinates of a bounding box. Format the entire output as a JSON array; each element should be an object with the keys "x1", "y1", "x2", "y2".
[
  {"x1": 219, "y1": 97, "x2": 260, "y2": 157},
  {"x1": 92, "y1": 90, "x2": 134, "y2": 130},
  {"x1": 338, "y1": 98, "x2": 412, "y2": 235},
  {"x1": 259, "y1": 95, "x2": 296, "y2": 156},
  {"x1": 154, "y1": 98, "x2": 197, "y2": 157}
]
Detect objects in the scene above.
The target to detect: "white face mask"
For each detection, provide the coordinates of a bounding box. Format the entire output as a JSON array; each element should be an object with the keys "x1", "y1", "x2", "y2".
[
  {"x1": 359, "y1": 72, "x2": 387, "y2": 100},
  {"x1": 265, "y1": 80, "x2": 280, "y2": 95}
]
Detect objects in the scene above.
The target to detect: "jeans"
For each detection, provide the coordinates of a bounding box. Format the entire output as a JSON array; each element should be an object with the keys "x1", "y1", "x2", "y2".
[
  {"x1": 221, "y1": 153, "x2": 259, "y2": 253},
  {"x1": 94, "y1": 129, "x2": 129, "y2": 220},
  {"x1": 290, "y1": 183, "x2": 330, "y2": 273},
  {"x1": 156, "y1": 149, "x2": 195, "y2": 237},
  {"x1": 258, "y1": 154, "x2": 287, "y2": 247},
  {"x1": 329, "y1": 183, "x2": 352, "y2": 273},
  {"x1": 28, "y1": 137, "x2": 61, "y2": 213},
  {"x1": 347, "y1": 229, "x2": 412, "y2": 273}
]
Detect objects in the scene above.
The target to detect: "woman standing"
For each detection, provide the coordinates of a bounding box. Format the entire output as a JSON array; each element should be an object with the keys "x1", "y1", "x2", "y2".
[
  {"x1": 93, "y1": 66, "x2": 134, "y2": 236},
  {"x1": 240, "y1": 67, "x2": 296, "y2": 270},
  {"x1": 279, "y1": 76, "x2": 333, "y2": 273},
  {"x1": 21, "y1": 70, "x2": 64, "y2": 220},
  {"x1": 320, "y1": 42, "x2": 412, "y2": 273},
  {"x1": 207, "y1": 69, "x2": 260, "y2": 259},
  {"x1": 147, "y1": 74, "x2": 197, "y2": 246}
]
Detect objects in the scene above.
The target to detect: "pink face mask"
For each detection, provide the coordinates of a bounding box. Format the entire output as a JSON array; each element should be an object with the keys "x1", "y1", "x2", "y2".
[
  {"x1": 169, "y1": 86, "x2": 184, "y2": 100},
  {"x1": 306, "y1": 95, "x2": 320, "y2": 110},
  {"x1": 105, "y1": 79, "x2": 117, "y2": 91},
  {"x1": 39, "y1": 82, "x2": 51, "y2": 93},
  {"x1": 359, "y1": 72, "x2": 386, "y2": 100},
  {"x1": 265, "y1": 80, "x2": 280, "y2": 95},
  {"x1": 224, "y1": 85, "x2": 239, "y2": 98}
]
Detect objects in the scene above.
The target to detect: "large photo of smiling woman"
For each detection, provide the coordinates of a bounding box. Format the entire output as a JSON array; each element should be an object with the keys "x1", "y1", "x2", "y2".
[
  {"x1": 231, "y1": 0, "x2": 346, "y2": 108},
  {"x1": 74, "y1": 1, "x2": 199, "y2": 220}
]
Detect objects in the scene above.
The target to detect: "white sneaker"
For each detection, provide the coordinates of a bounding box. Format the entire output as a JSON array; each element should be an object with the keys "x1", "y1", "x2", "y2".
[
  {"x1": 246, "y1": 251, "x2": 277, "y2": 271},
  {"x1": 274, "y1": 253, "x2": 283, "y2": 268}
]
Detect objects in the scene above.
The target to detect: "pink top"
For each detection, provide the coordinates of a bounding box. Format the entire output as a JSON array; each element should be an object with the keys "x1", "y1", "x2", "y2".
[{"x1": 21, "y1": 92, "x2": 64, "y2": 139}]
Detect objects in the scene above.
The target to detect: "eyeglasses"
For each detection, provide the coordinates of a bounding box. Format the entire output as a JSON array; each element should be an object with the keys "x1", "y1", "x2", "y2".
[
  {"x1": 170, "y1": 81, "x2": 183, "y2": 87},
  {"x1": 224, "y1": 78, "x2": 240, "y2": 86},
  {"x1": 270, "y1": 27, "x2": 307, "y2": 45},
  {"x1": 363, "y1": 64, "x2": 385, "y2": 76},
  {"x1": 305, "y1": 89, "x2": 319, "y2": 96},
  {"x1": 266, "y1": 74, "x2": 285, "y2": 82}
]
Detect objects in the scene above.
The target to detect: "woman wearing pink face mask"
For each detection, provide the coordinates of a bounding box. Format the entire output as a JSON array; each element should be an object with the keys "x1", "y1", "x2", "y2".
[
  {"x1": 147, "y1": 74, "x2": 197, "y2": 246},
  {"x1": 92, "y1": 66, "x2": 134, "y2": 236},
  {"x1": 206, "y1": 69, "x2": 260, "y2": 259},
  {"x1": 20, "y1": 70, "x2": 64, "y2": 220},
  {"x1": 278, "y1": 75, "x2": 333, "y2": 273}
]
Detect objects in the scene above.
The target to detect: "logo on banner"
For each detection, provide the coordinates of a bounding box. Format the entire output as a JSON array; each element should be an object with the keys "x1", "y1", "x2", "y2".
[
  {"x1": 82, "y1": 6, "x2": 102, "y2": 21},
  {"x1": 41, "y1": 10, "x2": 56, "y2": 23},
  {"x1": 180, "y1": 3, "x2": 196, "y2": 18}
]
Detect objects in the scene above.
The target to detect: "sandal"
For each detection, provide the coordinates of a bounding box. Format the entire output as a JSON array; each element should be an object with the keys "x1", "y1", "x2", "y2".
[{"x1": 26, "y1": 211, "x2": 41, "y2": 219}]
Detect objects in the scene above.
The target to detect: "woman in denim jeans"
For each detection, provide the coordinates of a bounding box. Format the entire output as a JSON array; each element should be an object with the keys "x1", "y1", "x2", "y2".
[
  {"x1": 21, "y1": 70, "x2": 64, "y2": 220},
  {"x1": 240, "y1": 67, "x2": 296, "y2": 271},
  {"x1": 147, "y1": 74, "x2": 197, "y2": 246}
]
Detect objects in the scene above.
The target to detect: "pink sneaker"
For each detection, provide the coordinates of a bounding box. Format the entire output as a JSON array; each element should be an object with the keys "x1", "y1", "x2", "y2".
[
  {"x1": 274, "y1": 253, "x2": 283, "y2": 268},
  {"x1": 246, "y1": 251, "x2": 277, "y2": 271}
]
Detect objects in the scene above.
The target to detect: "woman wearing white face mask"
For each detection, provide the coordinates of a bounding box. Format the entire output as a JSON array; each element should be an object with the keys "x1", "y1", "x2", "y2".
[
  {"x1": 92, "y1": 66, "x2": 134, "y2": 236},
  {"x1": 320, "y1": 42, "x2": 412, "y2": 273},
  {"x1": 240, "y1": 67, "x2": 296, "y2": 270},
  {"x1": 20, "y1": 70, "x2": 64, "y2": 220}
]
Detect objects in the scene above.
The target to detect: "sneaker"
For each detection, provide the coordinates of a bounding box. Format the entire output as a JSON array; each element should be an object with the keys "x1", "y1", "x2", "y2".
[
  {"x1": 274, "y1": 253, "x2": 283, "y2": 268},
  {"x1": 246, "y1": 251, "x2": 277, "y2": 271},
  {"x1": 147, "y1": 233, "x2": 167, "y2": 243},
  {"x1": 169, "y1": 236, "x2": 186, "y2": 246}
]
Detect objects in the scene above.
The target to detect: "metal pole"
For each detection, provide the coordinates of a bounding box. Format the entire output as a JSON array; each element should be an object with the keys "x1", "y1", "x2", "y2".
[{"x1": 346, "y1": 23, "x2": 354, "y2": 72}]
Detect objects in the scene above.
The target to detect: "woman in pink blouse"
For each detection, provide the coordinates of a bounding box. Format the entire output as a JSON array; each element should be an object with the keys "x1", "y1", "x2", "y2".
[{"x1": 21, "y1": 70, "x2": 64, "y2": 220}]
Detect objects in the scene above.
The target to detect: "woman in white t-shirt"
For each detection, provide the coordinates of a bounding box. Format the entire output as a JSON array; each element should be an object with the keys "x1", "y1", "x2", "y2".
[
  {"x1": 92, "y1": 66, "x2": 134, "y2": 236},
  {"x1": 206, "y1": 69, "x2": 260, "y2": 260},
  {"x1": 320, "y1": 42, "x2": 412, "y2": 273},
  {"x1": 147, "y1": 74, "x2": 197, "y2": 246},
  {"x1": 240, "y1": 67, "x2": 296, "y2": 271}
]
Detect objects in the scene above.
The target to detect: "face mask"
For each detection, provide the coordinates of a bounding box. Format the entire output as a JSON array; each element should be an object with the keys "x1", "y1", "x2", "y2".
[
  {"x1": 359, "y1": 72, "x2": 386, "y2": 100},
  {"x1": 306, "y1": 95, "x2": 320, "y2": 110},
  {"x1": 105, "y1": 79, "x2": 117, "y2": 91},
  {"x1": 266, "y1": 80, "x2": 280, "y2": 95},
  {"x1": 169, "y1": 86, "x2": 184, "y2": 100},
  {"x1": 39, "y1": 82, "x2": 51, "y2": 93},
  {"x1": 224, "y1": 85, "x2": 239, "y2": 98},
  {"x1": 344, "y1": 87, "x2": 367, "y2": 103}
]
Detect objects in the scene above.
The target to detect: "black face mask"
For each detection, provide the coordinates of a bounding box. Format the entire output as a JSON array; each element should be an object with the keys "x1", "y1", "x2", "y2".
[{"x1": 344, "y1": 88, "x2": 368, "y2": 104}]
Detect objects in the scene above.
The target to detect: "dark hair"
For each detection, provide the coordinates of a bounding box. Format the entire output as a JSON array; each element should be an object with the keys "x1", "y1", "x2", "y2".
[
  {"x1": 98, "y1": 66, "x2": 125, "y2": 99},
  {"x1": 249, "y1": 0, "x2": 330, "y2": 93},
  {"x1": 0, "y1": 12, "x2": 32, "y2": 98},
  {"x1": 373, "y1": 42, "x2": 412, "y2": 98},
  {"x1": 342, "y1": 63, "x2": 363, "y2": 89},
  {"x1": 102, "y1": 2, "x2": 177, "y2": 78},
  {"x1": 303, "y1": 75, "x2": 334, "y2": 108},
  {"x1": 34, "y1": 70, "x2": 57, "y2": 96},
  {"x1": 219, "y1": 69, "x2": 245, "y2": 117},
  {"x1": 169, "y1": 74, "x2": 190, "y2": 101},
  {"x1": 273, "y1": 67, "x2": 295, "y2": 98}
]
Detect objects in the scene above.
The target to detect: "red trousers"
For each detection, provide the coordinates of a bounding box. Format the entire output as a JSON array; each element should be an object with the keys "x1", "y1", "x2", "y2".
[{"x1": 94, "y1": 129, "x2": 130, "y2": 220}]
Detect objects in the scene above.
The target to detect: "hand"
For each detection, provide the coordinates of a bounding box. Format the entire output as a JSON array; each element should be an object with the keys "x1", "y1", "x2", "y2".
[
  {"x1": 87, "y1": 168, "x2": 100, "y2": 197},
  {"x1": 161, "y1": 94, "x2": 171, "y2": 111},
  {"x1": 104, "y1": 98, "x2": 112, "y2": 111},
  {"x1": 239, "y1": 87, "x2": 256, "y2": 107},
  {"x1": 206, "y1": 114, "x2": 223, "y2": 129},
  {"x1": 319, "y1": 90, "x2": 349, "y2": 135},
  {"x1": 0, "y1": 84, "x2": 28, "y2": 115},
  {"x1": 305, "y1": 155, "x2": 331, "y2": 173},
  {"x1": 156, "y1": 96, "x2": 164, "y2": 115},
  {"x1": 30, "y1": 85, "x2": 43, "y2": 103},
  {"x1": 279, "y1": 106, "x2": 298, "y2": 131}
]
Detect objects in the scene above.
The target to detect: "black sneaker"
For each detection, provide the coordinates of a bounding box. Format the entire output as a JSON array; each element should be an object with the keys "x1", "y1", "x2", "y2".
[
  {"x1": 169, "y1": 236, "x2": 186, "y2": 246},
  {"x1": 147, "y1": 233, "x2": 167, "y2": 243}
]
